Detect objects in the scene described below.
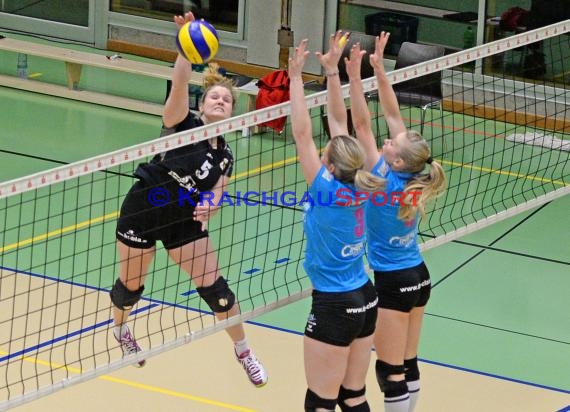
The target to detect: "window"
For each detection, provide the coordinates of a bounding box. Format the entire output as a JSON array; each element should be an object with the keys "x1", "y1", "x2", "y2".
[{"x1": 110, "y1": 0, "x2": 239, "y2": 33}]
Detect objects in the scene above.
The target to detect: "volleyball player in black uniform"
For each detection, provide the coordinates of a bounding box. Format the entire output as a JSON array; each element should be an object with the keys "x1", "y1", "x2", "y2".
[{"x1": 109, "y1": 11, "x2": 267, "y2": 387}]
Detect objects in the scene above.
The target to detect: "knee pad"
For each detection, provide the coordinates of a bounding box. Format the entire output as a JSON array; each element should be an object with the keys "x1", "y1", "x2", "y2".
[
  {"x1": 338, "y1": 386, "x2": 370, "y2": 412},
  {"x1": 304, "y1": 388, "x2": 337, "y2": 412},
  {"x1": 375, "y1": 359, "x2": 405, "y2": 393},
  {"x1": 404, "y1": 357, "x2": 420, "y2": 381},
  {"x1": 196, "y1": 276, "x2": 236, "y2": 313},
  {"x1": 110, "y1": 278, "x2": 144, "y2": 310}
]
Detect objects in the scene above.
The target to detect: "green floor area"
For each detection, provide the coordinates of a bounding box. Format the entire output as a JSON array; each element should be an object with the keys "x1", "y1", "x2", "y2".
[{"x1": 1, "y1": 63, "x2": 569, "y2": 400}]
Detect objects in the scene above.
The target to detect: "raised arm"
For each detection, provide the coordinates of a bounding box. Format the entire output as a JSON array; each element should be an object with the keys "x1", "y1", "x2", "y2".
[
  {"x1": 289, "y1": 39, "x2": 321, "y2": 186},
  {"x1": 369, "y1": 32, "x2": 407, "y2": 138},
  {"x1": 346, "y1": 43, "x2": 380, "y2": 170},
  {"x1": 163, "y1": 12, "x2": 195, "y2": 128},
  {"x1": 315, "y1": 31, "x2": 349, "y2": 138}
]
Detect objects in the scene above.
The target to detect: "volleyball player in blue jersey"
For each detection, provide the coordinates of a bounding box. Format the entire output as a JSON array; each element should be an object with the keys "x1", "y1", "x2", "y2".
[
  {"x1": 109, "y1": 11, "x2": 267, "y2": 387},
  {"x1": 346, "y1": 33, "x2": 446, "y2": 412},
  {"x1": 289, "y1": 35, "x2": 385, "y2": 412}
]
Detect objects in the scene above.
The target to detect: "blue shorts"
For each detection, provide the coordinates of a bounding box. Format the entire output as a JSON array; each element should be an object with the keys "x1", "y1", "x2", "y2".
[
  {"x1": 374, "y1": 262, "x2": 431, "y2": 312},
  {"x1": 305, "y1": 280, "x2": 378, "y2": 347}
]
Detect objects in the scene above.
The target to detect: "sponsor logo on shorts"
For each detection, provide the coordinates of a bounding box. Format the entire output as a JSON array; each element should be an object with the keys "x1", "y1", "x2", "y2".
[
  {"x1": 345, "y1": 296, "x2": 379, "y2": 314},
  {"x1": 399, "y1": 279, "x2": 431, "y2": 293},
  {"x1": 306, "y1": 313, "x2": 316, "y2": 333},
  {"x1": 117, "y1": 229, "x2": 147, "y2": 244}
]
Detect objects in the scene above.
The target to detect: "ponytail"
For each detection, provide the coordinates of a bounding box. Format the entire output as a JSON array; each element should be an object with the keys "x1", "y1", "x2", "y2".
[
  {"x1": 399, "y1": 159, "x2": 446, "y2": 221},
  {"x1": 354, "y1": 169, "x2": 386, "y2": 193}
]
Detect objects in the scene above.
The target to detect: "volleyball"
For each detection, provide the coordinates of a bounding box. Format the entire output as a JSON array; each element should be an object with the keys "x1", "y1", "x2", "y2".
[{"x1": 176, "y1": 19, "x2": 219, "y2": 64}]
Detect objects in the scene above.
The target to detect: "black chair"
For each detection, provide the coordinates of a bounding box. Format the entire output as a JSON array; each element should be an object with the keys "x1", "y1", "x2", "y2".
[
  {"x1": 337, "y1": 32, "x2": 376, "y2": 83},
  {"x1": 320, "y1": 32, "x2": 378, "y2": 139},
  {"x1": 392, "y1": 41, "x2": 446, "y2": 136}
]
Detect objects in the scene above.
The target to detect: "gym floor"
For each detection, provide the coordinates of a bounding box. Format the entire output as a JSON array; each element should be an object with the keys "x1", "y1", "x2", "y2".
[{"x1": 1, "y1": 38, "x2": 570, "y2": 411}]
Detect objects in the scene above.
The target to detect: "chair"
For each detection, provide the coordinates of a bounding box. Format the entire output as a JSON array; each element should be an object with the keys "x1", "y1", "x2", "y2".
[
  {"x1": 337, "y1": 32, "x2": 376, "y2": 83},
  {"x1": 392, "y1": 41, "x2": 446, "y2": 136},
  {"x1": 320, "y1": 32, "x2": 378, "y2": 139}
]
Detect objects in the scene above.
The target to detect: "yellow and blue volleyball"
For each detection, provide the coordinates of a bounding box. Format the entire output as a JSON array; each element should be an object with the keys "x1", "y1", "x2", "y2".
[{"x1": 176, "y1": 20, "x2": 219, "y2": 64}]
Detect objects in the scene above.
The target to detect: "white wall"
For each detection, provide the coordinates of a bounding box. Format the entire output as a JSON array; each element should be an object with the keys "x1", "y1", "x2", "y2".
[{"x1": 246, "y1": 0, "x2": 327, "y2": 75}]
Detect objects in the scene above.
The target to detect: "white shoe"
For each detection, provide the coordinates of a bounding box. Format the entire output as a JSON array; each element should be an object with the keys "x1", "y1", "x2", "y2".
[
  {"x1": 236, "y1": 349, "x2": 268, "y2": 387},
  {"x1": 115, "y1": 328, "x2": 146, "y2": 368}
]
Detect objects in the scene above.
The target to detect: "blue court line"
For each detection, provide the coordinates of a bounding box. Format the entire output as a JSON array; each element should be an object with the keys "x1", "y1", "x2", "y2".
[
  {"x1": 557, "y1": 406, "x2": 570, "y2": 412},
  {"x1": 244, "y1": 257, "x2": 290, "y2": 275},
  {"x1": 243, "y1": 268, "x2": 261, "y2": 275},
  {"x1": 0, "y1": 304, "x2": 157, "y2": 363},
  {"x1": 181, "y1": 289, "x2": 197, "y2": 296},
  {"x1": 246, "y1": 319, "x2": 570, "y2": 396},
  {"x1": 2, "y1": 265, "x2": 215, "y2": 316},
  {"x1": 4, "y1": 265, "x2": 570, "y2": 396},
  {"x1": 0, "y1": 264, "x2": 113, "y2": 293}
]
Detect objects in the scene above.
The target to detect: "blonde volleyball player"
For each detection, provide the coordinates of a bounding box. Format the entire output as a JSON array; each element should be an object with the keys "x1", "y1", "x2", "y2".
[
  {"x1": 289, "y1": 34, "x2": 384, "y2": 412},
  {"x1": 346, "y1": 33, "x2": 446, "y2": 411},
  {"x1": 110, "y1": 11, "x2": 267, "y2": 387}
]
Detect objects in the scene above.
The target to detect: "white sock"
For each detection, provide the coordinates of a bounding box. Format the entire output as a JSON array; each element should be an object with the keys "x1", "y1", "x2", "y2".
[
  {"x1": 234, "y1": 338, "x2": 249, "y2": 356},
  {"x1": 384, "y1": 393, "x2": 410, "y2": 412},
  {"x1": 384, "y1": 379, "x2": 410, "y2": 412},
  {"x1": 407, "y1": 380, "x2": 420, "y2": 412},
  {"x1": 114, "y1": 324, "x2": 129, "y2": 339}
]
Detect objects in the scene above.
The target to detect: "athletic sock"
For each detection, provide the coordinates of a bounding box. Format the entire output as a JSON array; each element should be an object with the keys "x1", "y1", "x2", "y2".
[
  {"x1": 114, "y1": 324, "x2": 129, "y2": 340},
  {"x1": 406, "y1": 380, "x2": 420, "y2": 411},
  {"x1": 384, "y1": 394, "x2": 410, "y2": 412},
  {"x1": 234, "y1": 338, "x2": 249, "y2": 357}
]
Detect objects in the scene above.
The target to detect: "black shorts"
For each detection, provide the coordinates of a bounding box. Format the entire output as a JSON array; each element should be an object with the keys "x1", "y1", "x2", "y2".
[
  {"x1": 374, "y1": 262, "x2": 431, "y2": 312},
  {"x1": 305, "y1": 280, "x2": 378, "y2": 347},
  {"x1": 116, "y1": 180, "x2": 207, "y2": 250}
]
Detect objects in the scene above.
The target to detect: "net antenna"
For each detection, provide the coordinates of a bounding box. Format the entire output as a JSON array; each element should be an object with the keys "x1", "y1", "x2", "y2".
[{"x1": 1, "y1": 20, "x2": 569, "y2": 410}]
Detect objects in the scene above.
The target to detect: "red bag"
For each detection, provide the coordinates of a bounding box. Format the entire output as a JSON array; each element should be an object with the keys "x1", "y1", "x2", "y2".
[
  {"x1": 500, "y1": 7, "x2": 529, "y2": 31},
  {"x1": 255, "y1": 70, "x2": 290, "y2": 133}
]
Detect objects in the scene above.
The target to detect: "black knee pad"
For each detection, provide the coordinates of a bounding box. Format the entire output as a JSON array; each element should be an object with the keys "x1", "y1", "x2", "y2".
[
  {"x1": 110, "y1": 278, "x2": 144, "y2": 310},
  {"x1": 383, "y1": 379, "x2": 408, "y2": 399},
  {"x1": 338, "y1": 386, "x2": 369, "y2": 412},
  {"x1": 404, "y1": 357, "x2": 420, "y2": 381},
  {"x1": 304, "y1": 388, "x2": 337, "y2": 412},
  {"x1": 196, "y1": 276, "x2": 236, "y2": 313},
  {"x1": 375, "y1": 359, "x2": 405, "y2": 393}
]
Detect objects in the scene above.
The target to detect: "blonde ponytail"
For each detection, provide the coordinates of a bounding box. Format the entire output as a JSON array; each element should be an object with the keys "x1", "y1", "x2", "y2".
[{"x1": 398, "y1": 159, "x2": 446, "y2": 221}]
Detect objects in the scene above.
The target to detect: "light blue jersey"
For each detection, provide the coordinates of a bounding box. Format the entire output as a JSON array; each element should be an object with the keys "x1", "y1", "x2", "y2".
[
  {"x1": 303, "y1": 166, "x2": 370, "y2": 292},
  {"x1": 367, "y1": 156, "x2": 423, "y2": 271}
]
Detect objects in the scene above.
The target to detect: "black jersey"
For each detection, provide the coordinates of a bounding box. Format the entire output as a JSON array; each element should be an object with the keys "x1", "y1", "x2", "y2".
[{"x1": 134, "y1": 112, "x2": 234, "y2": 194}]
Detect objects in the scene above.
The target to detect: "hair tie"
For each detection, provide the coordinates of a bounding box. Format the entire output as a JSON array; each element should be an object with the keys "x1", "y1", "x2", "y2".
[{"x1": 426, "y1": 156, "x2": 433, "y2": 165}]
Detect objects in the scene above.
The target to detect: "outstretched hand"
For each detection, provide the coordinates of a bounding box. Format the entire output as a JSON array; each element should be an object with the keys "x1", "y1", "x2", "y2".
[
  {"x1": 316, "y1": 31, "x2": 349, "y2": 74},
  {"x1": 345, "y1": 42, "x2": 367, "y2": 80},
  {"x1": 173, "y1": 11, "x2": 195, "y2": 30},
  {"x1": 370, "y1": 31, "x2": 390, "y2": 72},
  {"x1": 288, "y1": 39, "x2": 310, "y2": 79}
]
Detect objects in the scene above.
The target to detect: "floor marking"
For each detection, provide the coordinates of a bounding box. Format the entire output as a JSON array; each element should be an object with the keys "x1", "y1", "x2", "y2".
[
  {"x1": 1, "y1": 134, "x2": 566, "y2": 254},
  {"x1": 244, "y1": 257, "x2": 290, "y2": 275},
  {"x1": 0, "y1": 348, "x2": 256, "y2": 411},
  {"x1": 0, "y1": 211, "x2": 119, "y2": 253},
  {"x1": 0, "y1": 304, "x2": 157, "y2": 363},
  {"x1": 243, "y1": 268, "x2": 261, "y2": 275}
]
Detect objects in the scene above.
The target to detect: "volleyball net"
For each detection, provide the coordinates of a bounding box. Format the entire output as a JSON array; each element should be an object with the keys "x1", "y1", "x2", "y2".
[{"x1": 1, "y1": 20, "x2": 569, "y2": 410}]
